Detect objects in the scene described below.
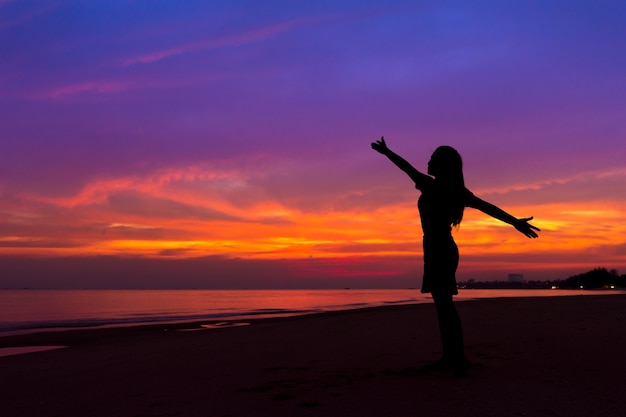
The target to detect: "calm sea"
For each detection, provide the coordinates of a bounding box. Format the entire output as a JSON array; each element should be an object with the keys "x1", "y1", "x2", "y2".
[{"x1": 1, "y1": 289, "x2": 623, "y2": 336}]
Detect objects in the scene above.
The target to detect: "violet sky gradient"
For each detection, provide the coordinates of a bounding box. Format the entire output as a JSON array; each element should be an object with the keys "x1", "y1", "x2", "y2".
[{"x1": 1, "y1": 1, "x2": 626, "y2": 288}]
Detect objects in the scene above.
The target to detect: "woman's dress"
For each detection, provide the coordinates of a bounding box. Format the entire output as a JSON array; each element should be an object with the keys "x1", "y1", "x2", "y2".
[{"x1": 417, "y1": 181, "x2": 473, "y2": 295}]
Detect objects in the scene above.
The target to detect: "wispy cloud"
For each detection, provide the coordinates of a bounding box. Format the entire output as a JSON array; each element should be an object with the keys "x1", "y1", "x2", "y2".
[
  {"x1": 43, "y1": 80, "x2": 134, "y2": 99},
  {"x1": 106, "y1": 191, "x2": 243, "y2": 222},
  {"x1": 36, "y1": 70, "x2": 231, "y2": 99},
  {"x1": 121, "y1": 17, "x2": 315, "y2": 67},
  {"x1": 12, "y1": 162, "x2": 293, "y2": 226},
  {"x1": 0, "y1": 237, "x2": 83, "y2": 249},
  {"x1": 21, "y1": 164, "x2": 245, "y2": 208},
  {"x1": 476, "y1": 167, "x2": 626, "y2": 202}
]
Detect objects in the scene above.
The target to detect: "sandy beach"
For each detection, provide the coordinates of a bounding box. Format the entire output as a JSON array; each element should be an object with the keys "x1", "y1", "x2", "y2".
[{"x1": 1, "y1": 294, "x2": 625, "y2": 417}]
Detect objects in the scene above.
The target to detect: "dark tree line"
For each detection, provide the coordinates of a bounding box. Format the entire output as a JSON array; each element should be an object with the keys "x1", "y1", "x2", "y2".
[
  {"x1": 560, "y1": 267, "x2": 626, "y2": 289},
  {"x1": 459, "y1": 268, "x2": 626, "y2": 290}
]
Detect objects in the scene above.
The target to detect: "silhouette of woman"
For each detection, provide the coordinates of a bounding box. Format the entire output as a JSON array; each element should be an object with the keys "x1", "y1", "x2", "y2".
[{"x1": 371, "y1": 137, "x2": 539, "y2": 374}]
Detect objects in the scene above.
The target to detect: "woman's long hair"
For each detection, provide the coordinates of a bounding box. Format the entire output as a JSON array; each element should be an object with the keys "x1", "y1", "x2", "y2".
[{"x1": 430, "y1": 146, "x2": 465, "y2": 227}]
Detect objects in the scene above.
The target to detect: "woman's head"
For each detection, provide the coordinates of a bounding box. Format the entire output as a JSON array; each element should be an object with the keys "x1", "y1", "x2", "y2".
[
  {"x1": 427, "y1": 146, "x2": 463, "y2": 180},
  {"x1": 428, "y1": 146, "x2": 465, "y2": 226}
]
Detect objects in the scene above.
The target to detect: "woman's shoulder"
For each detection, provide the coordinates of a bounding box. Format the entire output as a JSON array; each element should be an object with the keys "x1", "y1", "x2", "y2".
[
  {"x1": 414, "y1": 175, "x2": 435, "y2": 191},
  {"x1": 463, "y1": 187, "x2": 478, "y2": 205}
]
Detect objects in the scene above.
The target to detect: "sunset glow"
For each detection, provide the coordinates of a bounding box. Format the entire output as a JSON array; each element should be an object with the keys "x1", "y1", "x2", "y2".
[{"x1": 1, "y1": 1, "x2": 625, "y2": 288}]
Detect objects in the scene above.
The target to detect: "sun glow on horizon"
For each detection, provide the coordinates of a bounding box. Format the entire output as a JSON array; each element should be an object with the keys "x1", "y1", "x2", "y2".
[{"x1": 2, "y1": 162, "x2": 625, "y2": 282}]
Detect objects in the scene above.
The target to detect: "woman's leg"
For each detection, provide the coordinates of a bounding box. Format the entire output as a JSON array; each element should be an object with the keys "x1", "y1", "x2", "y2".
[{"x1": 431, "y1": 292, "x2": 468, "y2": 371}]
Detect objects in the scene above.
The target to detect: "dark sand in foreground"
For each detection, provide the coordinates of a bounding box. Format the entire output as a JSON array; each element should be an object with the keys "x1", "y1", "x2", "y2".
[{"x1": 1, "y1": 295, "x2": 625, "y2": 417}]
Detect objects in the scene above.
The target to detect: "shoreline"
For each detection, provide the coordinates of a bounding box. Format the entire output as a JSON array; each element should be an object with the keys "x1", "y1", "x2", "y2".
[
  {"x1": 1, "y1": 289, "x2": 624, "y2": 340},
  {"x1": 2, "y1": 288, "x2": 623, "y2": 338},
  {"x1": 2, "y1": 289, "x2": 623, "y2": 341},
  {"x1": 2, "y1": 295, "x2": 626, "y2": 416}
]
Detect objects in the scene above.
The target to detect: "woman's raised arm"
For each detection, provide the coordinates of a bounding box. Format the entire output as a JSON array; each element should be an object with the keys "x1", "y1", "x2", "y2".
[{"x1": 371, "y1": 137, "x2": 431, "y2": 189}]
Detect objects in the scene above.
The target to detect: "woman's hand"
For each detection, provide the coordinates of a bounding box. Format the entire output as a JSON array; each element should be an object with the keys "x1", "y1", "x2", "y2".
[
  {"x1": 371, "y1": 137, "x2": 389, "y2": 154},
  {"x1": 514, "y1": 217, "x2": 540, "y2": 238}
]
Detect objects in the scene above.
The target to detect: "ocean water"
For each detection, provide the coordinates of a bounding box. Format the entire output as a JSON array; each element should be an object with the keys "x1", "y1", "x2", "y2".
[{"x1": 1, "y1": 288, "x2": 623, "y2": 336}]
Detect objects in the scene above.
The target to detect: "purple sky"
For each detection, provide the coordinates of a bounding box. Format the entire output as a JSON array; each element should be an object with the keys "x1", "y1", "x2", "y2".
[{"x1": 1, "y1": 1, "x2": 626, "y2": 288}]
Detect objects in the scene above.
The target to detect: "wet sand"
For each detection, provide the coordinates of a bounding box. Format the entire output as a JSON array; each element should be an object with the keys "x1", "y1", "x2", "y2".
[{"x1": 1, "y1": 294, "x2": 625, "y2": 416}]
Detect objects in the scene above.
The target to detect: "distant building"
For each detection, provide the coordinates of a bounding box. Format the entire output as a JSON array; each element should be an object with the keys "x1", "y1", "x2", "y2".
[{"x1": 507, "y1": 273, "x2": 525, "y2": 283}]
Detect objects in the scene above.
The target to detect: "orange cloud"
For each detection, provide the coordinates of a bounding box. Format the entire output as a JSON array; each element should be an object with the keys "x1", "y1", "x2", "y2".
[{"x1": 1, "y1": 160, "x2": 625, "y2": 283}]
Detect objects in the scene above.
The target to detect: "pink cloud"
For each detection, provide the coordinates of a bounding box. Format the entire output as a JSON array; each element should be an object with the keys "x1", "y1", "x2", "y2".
[
  {"x1": 121, "y1": 17, "x2": 315, "y2": 67},
  {"x1": 36, "y1": 70, "x2": 233, "y2": 99},
  {"x1": 43, "y1": 80, "x2": 134, "y2": 99},
  {"x1": 13, "y1": 163, "x2": 263, "y2": 216}
]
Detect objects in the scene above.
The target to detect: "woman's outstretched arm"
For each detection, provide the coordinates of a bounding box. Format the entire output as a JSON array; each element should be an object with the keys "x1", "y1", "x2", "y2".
[
  {"x1": 371, "y1": 137, "x2": 431, "y2": 188},
  {"x1": 467, "y1": 194, "x2": 540, "y2": 238}
]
